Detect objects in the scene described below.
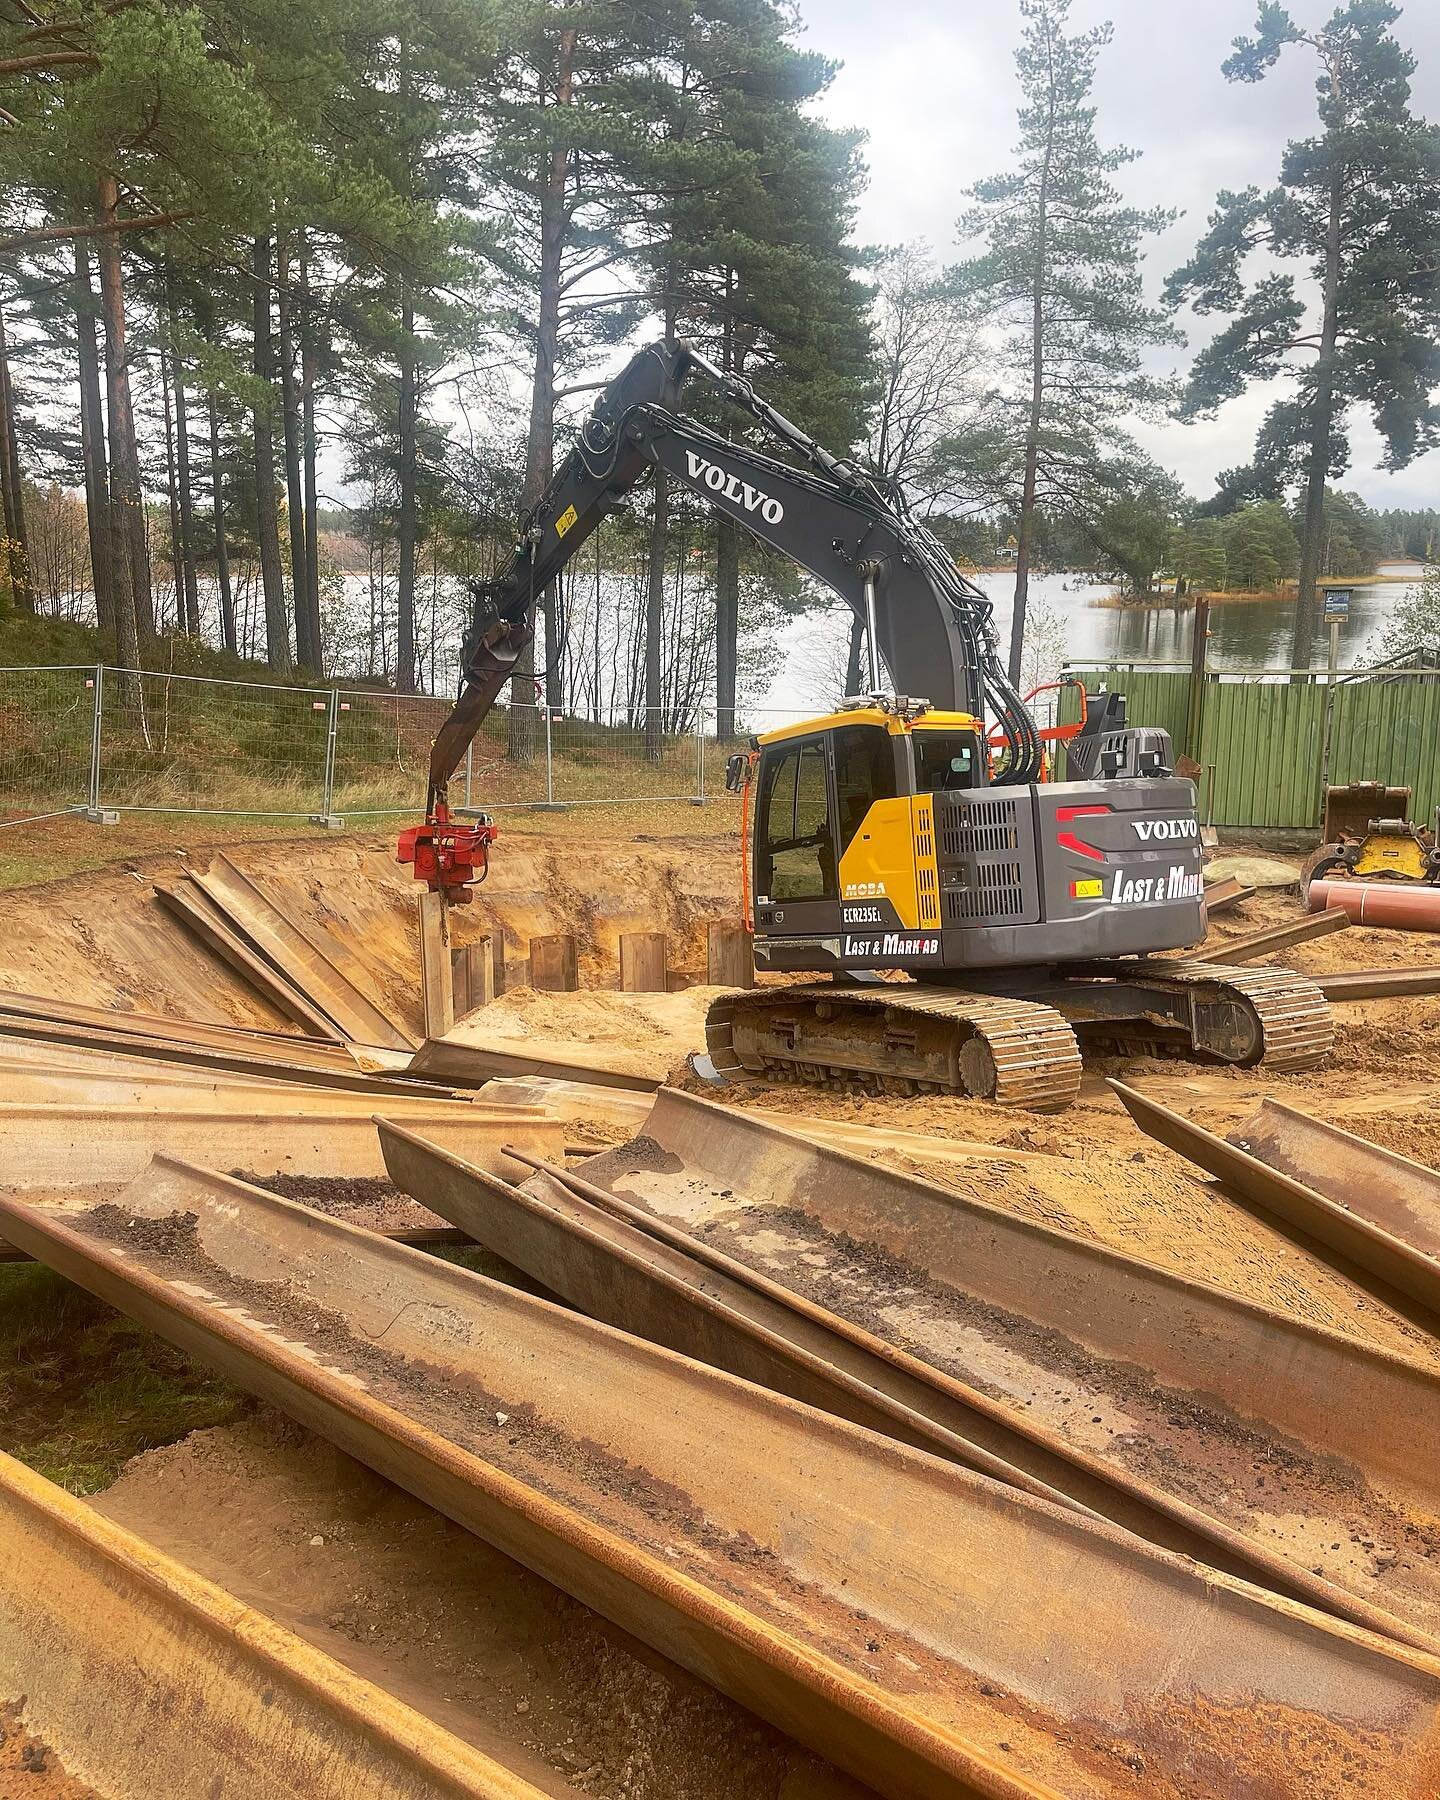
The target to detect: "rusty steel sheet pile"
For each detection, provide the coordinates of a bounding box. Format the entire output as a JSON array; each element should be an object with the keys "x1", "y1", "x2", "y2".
[
  {"x1": 1193, "y1": 908, "x2": 1350, "y2": 965},
  {"x1": 1316, "y1": 967, "x2": 1440, "y2": 1000},
  {"x1": 562, "y1": 1089, "x2": 1440, "y2": 1657},
  {"x1": 7, "y1": 1166, "x2": 1440, "y2": 1797},
  {"x1": 380, "y1": 1119, "x2": 1391, "y2": 1607},
  {"x1": 0, "y1": 1100, "x2": 563, "y2": 1190},
  {"x1": 0, "y1": 1447, "x2": 550, "y2": 1800},
  {"x1": 1115, "y1": 1083, "x2": 1440, "y2": 1325},
  {"x1": 0, "y1": 1058, "x2": 503, "y2": 1111},
  {"x1": 407, "y1": 1035, "x2": 664, "y2": 1093},
  {"x1": 0, "y1": 1010, "x2": 465, "y2": 1096}
]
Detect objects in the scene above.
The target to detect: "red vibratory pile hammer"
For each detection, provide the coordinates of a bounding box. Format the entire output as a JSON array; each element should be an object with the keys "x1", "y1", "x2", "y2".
[{"x1": 397, "y1": 802, "x2": 498, "y2": 903}]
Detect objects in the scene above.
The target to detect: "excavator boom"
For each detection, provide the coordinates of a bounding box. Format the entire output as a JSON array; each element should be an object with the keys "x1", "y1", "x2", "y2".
[{"x1": 426, "y1": 338, "x2": 1039, "y2": 817}]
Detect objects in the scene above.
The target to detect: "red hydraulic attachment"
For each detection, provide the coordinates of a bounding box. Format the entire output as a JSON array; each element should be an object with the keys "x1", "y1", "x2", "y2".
[{"x1": 398, "y1": 802, "x2": 498, "y2": 903}]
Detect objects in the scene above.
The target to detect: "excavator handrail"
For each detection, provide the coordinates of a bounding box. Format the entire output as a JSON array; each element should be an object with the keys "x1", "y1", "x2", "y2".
[{"x1": 987, "y1": 676, "x2": 1089, "y2": 746}]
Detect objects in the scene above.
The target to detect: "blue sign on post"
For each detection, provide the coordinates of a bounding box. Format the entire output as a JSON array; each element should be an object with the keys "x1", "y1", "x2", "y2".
[{"x1": 1323, "y1": 588, "x2": 1352, "y2": 619}]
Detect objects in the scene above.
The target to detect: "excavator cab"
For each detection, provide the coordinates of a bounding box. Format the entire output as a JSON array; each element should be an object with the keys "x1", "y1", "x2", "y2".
[{"x1": 748, "y1": 701, "x2": 1209, "y2": 979}]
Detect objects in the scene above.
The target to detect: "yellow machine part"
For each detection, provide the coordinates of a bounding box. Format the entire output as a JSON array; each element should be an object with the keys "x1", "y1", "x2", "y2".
[
  {"x1": 836, "y1": 795, "x2": 941, "y2": 932},
  {"x1": 1352, "y1": 832, "x2": 1430, "y2": 881}
]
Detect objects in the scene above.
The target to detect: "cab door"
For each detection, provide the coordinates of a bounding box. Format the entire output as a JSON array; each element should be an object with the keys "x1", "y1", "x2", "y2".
[{"x1": 752, "y1": 733, "x2": 840, "y2": 937}]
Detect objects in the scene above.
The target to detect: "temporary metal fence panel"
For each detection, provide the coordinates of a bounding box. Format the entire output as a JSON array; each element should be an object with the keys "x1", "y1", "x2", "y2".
[
  {"x1": 98, "y1": 667, "x2": 332, "y2": 817},
  {"x1": 331, "y1": 689, "x2": 458, "y2": 816},
  {"x1": 0, "y1": 665, "x2": 97, "y2": 827},
  {"x1": 547, "y1": 707, "x2": 707, "y2": 807},
  {"x1": 0, "y1": 664, "x2": 828, "y2": 830}
]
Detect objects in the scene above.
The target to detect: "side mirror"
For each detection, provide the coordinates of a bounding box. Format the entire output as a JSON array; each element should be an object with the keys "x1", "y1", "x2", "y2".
[{"x1": 725, "y1": 753, "x2": 749, "y2": 794}]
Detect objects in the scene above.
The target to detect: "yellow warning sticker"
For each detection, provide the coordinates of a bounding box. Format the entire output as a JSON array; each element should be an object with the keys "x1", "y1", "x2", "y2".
[
  {"x1": 555, "y1": 503, "x2": 578, "y2": 538},
  {"x1": 1071, "y1": 878, "x2": 1104, "y2": 899}
]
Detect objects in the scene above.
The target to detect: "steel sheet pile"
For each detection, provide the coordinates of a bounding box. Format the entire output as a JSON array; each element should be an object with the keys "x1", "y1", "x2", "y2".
[{"x1": 5, "y1": 1080, "x2": 1440, "y2": 1797}]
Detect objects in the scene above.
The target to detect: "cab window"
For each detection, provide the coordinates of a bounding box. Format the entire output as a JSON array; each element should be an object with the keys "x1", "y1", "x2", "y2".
[
  {"x1": 757, "y1": 738, "x2": 835, "y2": 900},
  {"x1": 831, "y1": 724, "x2": 895, "y2": 854},
  {"x1": 914, "y1": 730, "x2": 982, "y2": 794}
]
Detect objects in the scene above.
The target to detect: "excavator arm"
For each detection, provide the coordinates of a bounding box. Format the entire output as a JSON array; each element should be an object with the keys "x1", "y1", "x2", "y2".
[{"x1": 413, "y1": 339, "x2": 1043, "y2": 895}]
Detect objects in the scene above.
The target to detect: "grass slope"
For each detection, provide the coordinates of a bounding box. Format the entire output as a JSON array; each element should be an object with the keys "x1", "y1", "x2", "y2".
[{"x1": 0, "y1": 1263, "x2": 250, "y2": 1493}]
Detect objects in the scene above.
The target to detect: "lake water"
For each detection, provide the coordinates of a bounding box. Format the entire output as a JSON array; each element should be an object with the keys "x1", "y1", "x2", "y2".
[{"x1": 760, "y1": 561, "x2": 1429, "y2": 719}]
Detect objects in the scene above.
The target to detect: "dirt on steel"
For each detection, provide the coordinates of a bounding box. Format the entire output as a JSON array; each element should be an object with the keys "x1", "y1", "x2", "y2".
[
  {"x1": 67, "y1": 1207, "x2": 926, "y2": 1677},
  {"x1": 53, "y1": 1189, "x2": 1440, "y2": 1800},
  {"x1": 95, "y1": 1413, "x2": 870, "y2": 1800},
  {"x1": 580, "y1": 1097, "x2": 1440, "y2": 1653},
  {"x1": 690, "y1": 1198, "x2": 1413, "y2": 1546}
]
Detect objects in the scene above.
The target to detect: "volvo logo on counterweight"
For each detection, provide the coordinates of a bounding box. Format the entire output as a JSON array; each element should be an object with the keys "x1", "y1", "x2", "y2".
[
  {"x1": 1132, "y1": 818, "x2": 1198, "y2": 842},
  {"x1": 684, "y1": 451, "x2": 785, "y2": 524}
]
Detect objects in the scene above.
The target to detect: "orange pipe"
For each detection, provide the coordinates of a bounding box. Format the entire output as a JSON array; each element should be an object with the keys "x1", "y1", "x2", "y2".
[{"x1": 1308, "y1": 877, "x2": 1440, "y2": 932}]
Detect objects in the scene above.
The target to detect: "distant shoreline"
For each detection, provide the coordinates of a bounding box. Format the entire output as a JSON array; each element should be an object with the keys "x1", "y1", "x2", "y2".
[{"x1": 1091, "y1": 571, "x2": 1425, "y2": 612}]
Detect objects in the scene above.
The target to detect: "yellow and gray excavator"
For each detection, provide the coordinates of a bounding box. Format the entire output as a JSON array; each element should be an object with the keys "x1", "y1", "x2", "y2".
[{"x1": 402, "y1": 340, "x2": 1333, "y2": 1108}]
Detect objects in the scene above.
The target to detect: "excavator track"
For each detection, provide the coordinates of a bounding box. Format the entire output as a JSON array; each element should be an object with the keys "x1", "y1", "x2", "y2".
[
  {"x1": 1068, "y1": 956, "x2": 1336, "y2": 1073},
  {"x1": 706, "y1": 985, "x2": 1084, "y2": 1111},
  {"x1": 705, "y1": 959, "x2": 1333, "y2": 1111}
]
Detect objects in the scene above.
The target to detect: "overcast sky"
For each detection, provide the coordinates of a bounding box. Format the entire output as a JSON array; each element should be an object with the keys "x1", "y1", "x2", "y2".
[{"x1": 793, "y1": 0, "x2": 1440, "y2": 512}]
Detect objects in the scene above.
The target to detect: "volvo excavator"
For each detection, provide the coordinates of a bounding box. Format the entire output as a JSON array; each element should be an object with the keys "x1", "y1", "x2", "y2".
[{"x1": 400, "y1": 340, "x2": 1333, "y2": 1109}]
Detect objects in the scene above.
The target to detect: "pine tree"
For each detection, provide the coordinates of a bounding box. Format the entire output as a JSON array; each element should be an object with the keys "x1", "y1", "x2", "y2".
[
  {"x1": 1166, "y1": 1, "x2": 1440, "y2": 669},
  {"x1": 476, "y1": 3, "x2": 652, "y2": 752},
  {"x1": 651, "y1": 5, "x2": 871, "y2": 736},
  {"x1": 1168, "y1": 519, "x2": 1229, "y2": 596},
  {"x1": 950, "y1": 0, "x2": 1177, "y2": 683},
  {"x1": 1222, "y1": 500, "x2": 1301, "y2": 592}
]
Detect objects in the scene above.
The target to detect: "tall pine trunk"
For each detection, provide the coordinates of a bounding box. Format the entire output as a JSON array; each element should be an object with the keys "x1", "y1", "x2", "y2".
[
  {"x1": 276, "y1": 235, "x2": 312, "y2": 668},
  {"x1": 1290, "y1": 153, "x2": 1343, "y2": 675},
  {"x1": 511, "y1": 24, "x2": 577, "y2": 760},
  {"x1": 251, "y1": 234, "x2": 292, "y2": 672},
  {"x1": 73, "y1": 245, "x2": 115, "y2": 635},
  {"x1": 299, "y1": 236, "x2": 323, "y2": 672},
  {"x1": 204, "y1": 372, "x2": 237, "y2": 655},
  {"x1": 159, "y1": 326, "x2": 183, "y2": 633},
  {"x1": 95, "y1": 174, "x2": 149, "y2": 668},
  {"x1": 396, "y1": 272, "x2": 418, "y2": 694},
  {"x1": 0, "y1": 295, "x2": 34, "y2": 613},
  {"x1": 1010, "y1": 236, "x2": 1046, "y2": 688},
  {"x1": 712, "y1": 283, "x2": 743, "y2": 737},
  {"x1": 643, "y1": 284, "x2": 678, "y2": 761},
  {"x1": 714, "y1": 515, "x2": 739, "y2": 737},
  {"x1": 168, "y1": 304, "x2": 200, "y2": 636},
  {"x1": 1010, "y1": 78, "x2": 1057, "y2": 688},
  {"x1": 644, "y1": 470, "x2": 668, "y2": 760}
]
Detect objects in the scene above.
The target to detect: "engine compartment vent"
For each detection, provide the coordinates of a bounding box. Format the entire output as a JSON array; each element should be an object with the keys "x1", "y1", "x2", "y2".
[
  {"x1": 935, "y1": 791, "x2": 1039, "y2": 927},
  {"x1": 944, "y1": 863, "x2": 1026, "y2": 922},
  {"x1": 939, "y1": 797, "x2": 1020, "y2": 859}
]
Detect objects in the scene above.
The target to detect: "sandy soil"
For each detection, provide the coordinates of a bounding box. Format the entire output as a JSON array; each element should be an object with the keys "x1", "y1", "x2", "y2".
[
  {"x1": 447, "y1": 986, "x2": 723, "y2": 1081},
  {"x1": 0, "y1": 831, "x2": 744, "y2": 1042},
  {"x1": 95, "y1": 1414, "x2": 871, "y2": 1800},
  {"x1": 0, "y1": 1705, "x2": 99, "y2": 1799}
]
